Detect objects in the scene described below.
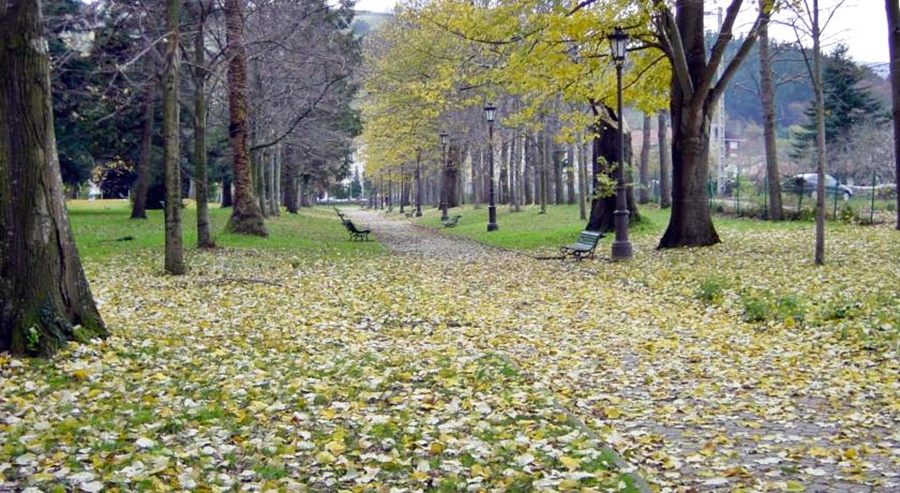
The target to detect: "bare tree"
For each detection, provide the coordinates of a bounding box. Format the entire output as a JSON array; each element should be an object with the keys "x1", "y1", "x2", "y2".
[
  {"x1": 224, "y1": 0, "x2": 267, "y2": 236},
  {"x1": 163, "y1": 0, "x2": 184, "y2": 274},
  {"x1": 759, "y1": 0, "x2": 783, "y2": 220}
]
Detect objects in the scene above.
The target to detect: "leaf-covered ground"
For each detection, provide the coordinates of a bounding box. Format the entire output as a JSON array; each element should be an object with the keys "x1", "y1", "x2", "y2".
[{"x1": 2, "y1": 209, "x2": 898, "y2": 492}]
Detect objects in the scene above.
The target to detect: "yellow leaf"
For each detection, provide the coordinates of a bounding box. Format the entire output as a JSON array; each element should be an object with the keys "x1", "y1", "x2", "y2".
[
  {"x1": 429, "y1": 442, "x2": 444, "y2": 455},
  {"x1": 843, "y1": 448, "x2": 858, "y2": 459},
  {"x1": 316, "y1": 451, "x2": 337, "y2": 464},
  {"x1": 411, "y1": 471, "x2": 428, "y2": 481},
  {"x1": 326, "y1": 440, "x2": 346, "y2": 456},
  {"x1": 785, "y1": 480, "x2": 805, "y2": 492},
  {"x1": 559, "y1": 455, "x2": 580, "y2": 471}
]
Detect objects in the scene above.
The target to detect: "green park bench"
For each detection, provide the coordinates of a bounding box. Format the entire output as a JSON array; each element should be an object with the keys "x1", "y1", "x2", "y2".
[
  {"x1": 442, "y1": 215, "x2": 462, "y2": 228},
  {"x1": 560, "y1": 230, "x2": 605, "y2": 261},
  {"x1": 343, "y1": 220, "x2": 371, "y2": 241}
]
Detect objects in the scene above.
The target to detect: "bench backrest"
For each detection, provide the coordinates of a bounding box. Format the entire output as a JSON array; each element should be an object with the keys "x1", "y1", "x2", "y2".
[
  {"x1": 345, "y1": 220, "x2": 361, "y2": 232},
  {"x1": 577, "y1": 231, "x2": 603, "y2": 246}
]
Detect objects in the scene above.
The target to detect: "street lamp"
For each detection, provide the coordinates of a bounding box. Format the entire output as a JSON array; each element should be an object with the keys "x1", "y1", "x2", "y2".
[
  {"x1": 415, "y1": 148, "x2": 423, "y2": 217},
  {"x1": 608, "y1": 27, "x2": 632, "y2": 260},
  {"x1": 484, "y1": 103, "x2": 498, "y2": 232},
  {"x1": 439, "y1": 132, "x2": 449, "y2": 221}
]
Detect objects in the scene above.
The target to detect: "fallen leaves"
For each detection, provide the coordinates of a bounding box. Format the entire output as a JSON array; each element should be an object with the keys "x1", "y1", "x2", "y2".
[{"x1": 1, "y1": 215, "x2": 899, "y2": 491}]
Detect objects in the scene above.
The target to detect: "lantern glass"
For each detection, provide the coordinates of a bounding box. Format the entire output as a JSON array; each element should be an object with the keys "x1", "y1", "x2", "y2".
[
  {"x1": 483, "y1": 104, "x2": 496, "y2": 124},
  {"x1": 608, "y1": 27, "x2": 628, "y2": 62},
  {"x1": 440, "y1": 132, "x2": 448, "y2": 146}
]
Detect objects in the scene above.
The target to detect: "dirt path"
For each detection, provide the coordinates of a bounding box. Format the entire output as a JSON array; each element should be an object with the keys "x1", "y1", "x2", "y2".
[{"x1": 346, "y1": 210, "x2": 502, "y2": 260}]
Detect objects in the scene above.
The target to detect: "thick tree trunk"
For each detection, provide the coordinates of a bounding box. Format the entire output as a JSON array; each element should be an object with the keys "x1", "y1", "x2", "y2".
[
  {"x1": 658, "y1": 111, "x2": 671, "y2": 208},
  {"x1": 758, "y1": 7, "x2": 783, "y2": 221},
  {"x1": 284, "y1": 147, "x2": 298, "y2": 213},
  {"x1": 131, "y1": 86, "x2": 153, "y2": 219},
  {"x1": 554, "y1": 143, "x2": 564, "y2": 205},
  {"x1": 658, "y1": 0, "x2": 720, "y2": 248},
  {"x1": 193, "y1": 1, "x2": 213, "y2": 248},
  {"x1": 500, "y1": 139, "x2": 509, "y2": 204},
  {"x1": 511, "y1": 135, "x2": 521, "y2": 212},
  {"x1": 163, "y1": 0, "x2": 184, "y2": 274},
  {"x1": 224, "y1": 0, "x2": 266, "y2": 236},
  {"x1": 587, "y1": 107, "x2": 639, "y2": 232},
  {"x1": 0, "y1": 0, "x2": 107, "y2": 356},
  {"x1": 639, "y1": 113, "x2": 651, "y2": 204},
  {"x1": 887, "y1": 0, "x2": 900, "y2": 230}
]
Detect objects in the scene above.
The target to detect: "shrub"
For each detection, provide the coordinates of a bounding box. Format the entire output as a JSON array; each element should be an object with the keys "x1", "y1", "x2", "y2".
[{"x1": 695, "y1": 276, "x2": 728, "y2": 303}]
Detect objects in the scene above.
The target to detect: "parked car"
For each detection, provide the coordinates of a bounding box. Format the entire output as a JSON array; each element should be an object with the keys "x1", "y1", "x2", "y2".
[{"x1": 784, "y1": 173, "x2": 853, "y2": 200}]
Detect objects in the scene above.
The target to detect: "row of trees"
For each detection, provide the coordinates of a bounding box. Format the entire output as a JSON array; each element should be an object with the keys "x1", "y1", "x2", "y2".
[
  {"x1": 1, "y1": 0, "x2": 361, "y2": 355},
  {"x1": 360, "y1": 0, "x2": 900, "y2": 260}
]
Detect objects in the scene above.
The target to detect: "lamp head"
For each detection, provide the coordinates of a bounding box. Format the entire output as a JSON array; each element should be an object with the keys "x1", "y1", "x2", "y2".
[
  {"x1": 608, "y1": 27, "x2": 628, "y2": 64},
  {"x1": 483, "y1": 103, "x2": 496, "y2": 124}
]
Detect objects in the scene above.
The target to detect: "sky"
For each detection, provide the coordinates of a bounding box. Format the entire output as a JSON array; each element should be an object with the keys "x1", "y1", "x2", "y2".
[{"x1": 353, "y1": 0, "x2": 891, "y2": 65}]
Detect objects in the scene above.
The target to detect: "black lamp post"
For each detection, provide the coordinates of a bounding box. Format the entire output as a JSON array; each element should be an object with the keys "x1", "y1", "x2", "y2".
[
  {"x1": 415, "y1": 148, "x2": 423, "y2": 217},
  {"x1": 439, "y1": 132, "x2": 449, "y2": 221},
  {"x1": 484, "y1": 103, "x2": 498, "y2": 232},
  {"x1": 608, "y1": 27, "x2": 632, "y2": 260}
]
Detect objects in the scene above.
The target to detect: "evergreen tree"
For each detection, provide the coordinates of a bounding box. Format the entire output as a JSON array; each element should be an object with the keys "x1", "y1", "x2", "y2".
[{"x1": 791, "y1": 44, "x2": 887, "y2": 166}]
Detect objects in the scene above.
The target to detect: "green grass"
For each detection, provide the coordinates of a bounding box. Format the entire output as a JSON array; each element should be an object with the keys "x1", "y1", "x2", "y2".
[
  {"x1": 68, "y1": 200, "x2": 383, "y2": 261},
  {"x1": 410, "y1": 201, "x2": 834, "y2": 252}
]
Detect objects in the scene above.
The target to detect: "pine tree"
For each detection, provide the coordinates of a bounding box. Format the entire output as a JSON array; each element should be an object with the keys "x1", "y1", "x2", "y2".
[{"x1": 791, "y1": 44, "x2": 887, "y2": 165}]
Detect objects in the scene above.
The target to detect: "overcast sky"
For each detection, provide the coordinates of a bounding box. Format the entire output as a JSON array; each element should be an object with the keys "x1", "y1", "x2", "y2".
[{"x1": 354, "y1": 0, "x2": 891, "y2": 65}]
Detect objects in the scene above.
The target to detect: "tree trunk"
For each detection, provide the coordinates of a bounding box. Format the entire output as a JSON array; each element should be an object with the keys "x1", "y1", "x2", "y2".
[
  {"x1": 579, "y1": 138, "x2": 589, "y2": 220},
  {"x1": 131, "y1": 86, "x2": 153, "y2": 219},
  {"x1": 813, "y1": 0, "x2": 826, "y2": 265},
  {"x1": 284, "y1": 147, "x2": 298, "y2": 213},
  {"x1": 587, "y1": 106, "x2": 639, "y2": 232},
  {"x1": 222, "y1": 178, "x2": 233, "y2": 207},
  {"x1": 472, "y1": 148, "x2": 481, "y2": 208},
  {"x1": 658, "y1": 111, "x2": 671, "y2": 208},
  {"x1": 539, "y1": 132, "x2": 548, "y2": 213},
  {"x1": 500, "y1": 139, "x2": 509, "y2": 204},
  {"x1": 887, "y1": 0, "x2": 900, "y2": 230},
  {"x1": 658, "y1": 0, "x2": 720, "y2": 248},
  {"x1": 523, "y1": 135, "x2": 534, "y2": 205},
  {"x1": 193, "y1": 0, "x2": 213, "y2": 247},
  {"x1": 554, "y1": 143, "x2": 564, "y2": 205},
  {"x1": 271, "y1": 146, "x2": 280, "y2": 216},
  {"x1": 163, "y1": 0, "x2": 184, "y2": 275},
  {"x1": 566, "y1": 145, "x2": 576, "y2": 204},
  {"x1": 0, "y1": 0, "x2": 107, "y2": 356},
  {"x1": 224, "y1": 0, "x2": 266, "y2": 236},
  {"x1": 639, "y1": 113, "x2": 651, "y2": 204},
  {"x1": 758, "y1": 5, "x2": 783, "y2": 221},
  {"x1": 444, "y1": 145, "x2": 459, "y2": 208},
  {"x1": 511, "y1": 135, "x2": 521, "y2": 212}
]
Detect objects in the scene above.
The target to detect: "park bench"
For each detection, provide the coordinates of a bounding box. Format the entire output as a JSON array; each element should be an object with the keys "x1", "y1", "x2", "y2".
[
  {"x1": 442, "y1": 215, "x2": 462, "y2": 228},
  {"x1": 343, "y1": 220, "x2": 371, "y2": 241},
  {"x1": 334, "y1": 207, "x2": 346, "y2": 221},
  {"x1": 560, "y1": 230, "x2": 604, "y2": 261}
]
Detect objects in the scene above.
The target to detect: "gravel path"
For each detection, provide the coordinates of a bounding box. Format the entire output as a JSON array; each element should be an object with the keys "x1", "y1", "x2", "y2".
[{"x1": 346, "y1": 210, "x2": 502, "y2": 261}]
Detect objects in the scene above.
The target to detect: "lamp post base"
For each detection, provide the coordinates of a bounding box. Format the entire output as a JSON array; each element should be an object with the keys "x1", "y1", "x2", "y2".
[
  {"x1": 611, "y1": 240, "x2": 633, "y2": 261},
  {"x1": 487, "y1": 205, "x2": 498, "y2": 232},
  {"x1": 415, "y1": 210, "x2": 422, "y2": 217}
]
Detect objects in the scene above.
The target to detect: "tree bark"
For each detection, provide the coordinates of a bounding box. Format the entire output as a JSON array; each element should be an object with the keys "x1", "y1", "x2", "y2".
[
  {"x1": 222, "y1": 178, "x2": 233, "y2": 207},
  {"x1": 539, "y1": 132, "x2": 548, "y2": 213},
  {"x1": 813, "y1": 0, "x2": 826, "y2": 265},
  {"x1": 887, "y1": 0, "x2": 900, "y2": 230},
  {"x1": 579, "y1": 139, "x2": 589, "y2": 220},
  {"x1": 658, "y1": 111, "x2": 671, "y2": 208},
  {"x1": 587, "y1": 105, "x2": 639, "y2": 232},
  {"x1": 523, "y1": 134, "x2": 534, "y2": 205},
  {"x1": 163, "y1": 0, "x2": 184, "y2": 274},
  {"x1": 758, "y1": 3, "x2": 783, "y2": 221},
  {"x1": 131, "y1": 86, "x2": 153, "y2": 219},
  {"x1": 639, "y1": 113, "x2": 651, "y2": 204},
  {"x1": 0, "y1": 0, "x2": 107, "y2": 356},
  {"x1": 566, "y1": 145, "x2": 576, "y2": 204},
  {"x1": 657, "y1": 0, "x2": 721, "y2": 248},
  {"x1": 192, "y1": 0, "x2": 213, "y2": 247},
  {"x1": 224, "y1": 0, "x2": 267, "y2": 236}
]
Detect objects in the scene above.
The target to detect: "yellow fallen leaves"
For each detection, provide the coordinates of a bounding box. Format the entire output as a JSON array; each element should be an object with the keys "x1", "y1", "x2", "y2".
[{"x1": 2, "y1": 214, "x2": 898, "y2": 492}]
